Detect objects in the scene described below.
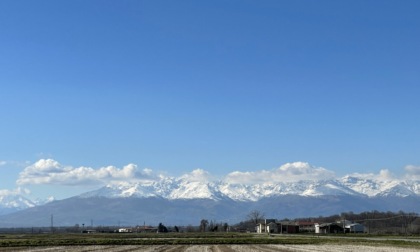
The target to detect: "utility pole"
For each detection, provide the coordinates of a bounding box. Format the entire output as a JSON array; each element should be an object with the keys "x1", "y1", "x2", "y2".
[
  {"x1": 51, "y1": 214, "x2": 54, "y2": 234},
  {"x1": 341, "y1": 213, "x2": 346, "y2": 234}
]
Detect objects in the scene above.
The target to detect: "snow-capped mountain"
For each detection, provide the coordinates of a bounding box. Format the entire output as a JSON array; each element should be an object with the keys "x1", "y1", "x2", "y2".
[
  {"x1": 79, "y1": 178, "x2": 229, "y2": 201},
  {"x1": 78, "y1": 176, "x2": 419, "y2": 202},
  {"x1": 3, "y1": 176, "x2": 417, "y2": 216},
  {"x1": 340, "y1": 176, "x2": 419, "y2": 197},
  {"x1": 0, "y1": 192, "x2": 55, "y2": 216}
]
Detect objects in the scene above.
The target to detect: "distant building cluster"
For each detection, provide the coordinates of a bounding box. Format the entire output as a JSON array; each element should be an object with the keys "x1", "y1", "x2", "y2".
[{"x1": 256, "y1": 219, "x2": 365, "y2": 234}]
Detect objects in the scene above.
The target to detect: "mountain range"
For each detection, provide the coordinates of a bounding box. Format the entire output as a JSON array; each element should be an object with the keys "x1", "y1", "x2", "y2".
[
  {"x1": 78, "y1": 175, "x2": 420, "y2": 200},
  {"x1": 0, "y1": 176, "x2": 418, "y2": 227}
]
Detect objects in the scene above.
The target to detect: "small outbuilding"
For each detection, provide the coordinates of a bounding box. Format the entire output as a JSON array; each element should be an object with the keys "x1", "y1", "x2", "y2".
[
  {"x1": 315, "y1": 223, "x2": 344, "y2": 234},
  {"x1": 315, "y1": 221, "x2": 365, "y2": 234},
  {"x1": 118, "y1": 228, "x2": 132, "y2": 233},
  {"x1": 256, "y1": 219, "x2": 299, "y2": 234},
  {"x1": 345, "y1": 223, "x2": 365, "y2": 233}
]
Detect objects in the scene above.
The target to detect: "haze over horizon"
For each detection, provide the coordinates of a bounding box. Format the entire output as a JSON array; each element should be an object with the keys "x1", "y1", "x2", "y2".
[{"x1": 1, "y1": 0, "x2": 420, "y2": 201}]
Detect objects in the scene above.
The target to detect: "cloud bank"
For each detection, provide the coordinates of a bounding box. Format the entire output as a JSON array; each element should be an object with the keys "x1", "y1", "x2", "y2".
[
  {"x1": 224, "y1": 162, "x2": 335, "y2": 184},
  {"x1": 346, "y1": 169, "x2": 397, "y2": 181},
  {"x1": 17, "y1": 159, "x2": 157, "y2": 186},
  {"x1": 17, "y1": 160, "x2": 337, "y2": 187},
  {"x1": 15, "y1": 159, "x2": 419, "y2": 190}
]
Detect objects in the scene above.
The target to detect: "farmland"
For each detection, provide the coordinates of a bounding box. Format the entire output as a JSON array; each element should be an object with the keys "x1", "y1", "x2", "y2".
[
  {"x1": 0, "y1": 232, "x2": 419, "y2": 251},
  {"x1": 0, "y1": 244, "x2": 419, "y2": 252}
]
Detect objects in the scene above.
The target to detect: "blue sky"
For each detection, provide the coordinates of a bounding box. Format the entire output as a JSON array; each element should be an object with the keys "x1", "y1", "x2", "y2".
[{"x1": 1, "y1": 0, "x2": 420, "y2": 200}]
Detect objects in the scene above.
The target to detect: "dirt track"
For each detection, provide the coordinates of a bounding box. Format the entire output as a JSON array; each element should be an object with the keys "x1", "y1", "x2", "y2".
[{"x1": 1, "y1": 244, "x2": 419, "y2": 252}]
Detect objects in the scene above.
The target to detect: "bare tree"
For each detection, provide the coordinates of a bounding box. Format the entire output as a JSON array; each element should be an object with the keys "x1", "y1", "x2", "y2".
[
  {"x1": 186, "y1": 225, "x2": 195, "y2": 232},
  {"x1": 248, "y1": 210, "x2": 265, "y2": 225},
  {"x1": 200, "y1": 219, "x2": 208, "y2": 232}
]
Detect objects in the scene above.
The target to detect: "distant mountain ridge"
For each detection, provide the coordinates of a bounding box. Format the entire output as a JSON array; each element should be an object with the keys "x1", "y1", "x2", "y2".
[
  {"x1": 78, "y1": 176, "x2": 420, "y2": 201},
  {"x1": 0, "y1": 176, "x2": 418, "y2": 227},
  {"x1": 1, "y1": 176, "x2": 418, "y2": 216}
]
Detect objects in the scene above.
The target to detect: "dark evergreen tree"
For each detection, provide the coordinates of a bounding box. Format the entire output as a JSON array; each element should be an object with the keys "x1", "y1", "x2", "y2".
[
  {"x1": 223, "y1": 222, "x2": 229, "y2": 232},
  {"x1": 157, "y1": 223, "x2": 168, "y2": 233}
]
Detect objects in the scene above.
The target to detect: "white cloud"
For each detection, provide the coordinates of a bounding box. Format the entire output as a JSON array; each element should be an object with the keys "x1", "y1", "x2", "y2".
[
  {"x1": 404, "y1": 165, "x2": 420, "y2": 180},
  {"x1": 17, "y1": 159, "x2": 158, "y2": 186},
  {"x1": 180, "y1": 169, "x2": 213, "y2": 183},
  {"x1": 0, "y1": 161, "x2": 6, "y2": 166},
  {"x1": 224, "y1": 162, "x2": 335, "y2": 184},
  {"x1": 378, "y1": 169, "x2": 394, "y2": 180},
  {"x1": 0, "y1": 187, "x2": 30, "y2": 197},
  {"x1": 142, "y1": 168, "x2": 153, "y2": 176},
  {"x1": 346, "y1": 169, "x2": 397, "y2": 181}
]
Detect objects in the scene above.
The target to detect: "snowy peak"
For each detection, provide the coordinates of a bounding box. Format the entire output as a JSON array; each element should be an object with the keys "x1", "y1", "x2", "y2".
[
  {"x1": 0, "y1": 193, "x2": 37, "y2": 215},
  {"x1": 169, "y1": 180, "x2": 221, "y2": 200},
  {"x1": 79, "y1": 181, "x2": 167, "y2": 199},
  {"x1": 301, "y1": 180, "x2": 360, "y2": 197},
  {"x1": 340, "y1": 176, "x2": 417, "y2": 197},
  {"x1": 79, "y1": 178, "x2": 227, "y2": 201},
  {"x1": 376, "y1": 181, "x2": 416, "y2": 197},
  {"x1": 218, "y1": 183, "x2": 259, "y2": 201}
]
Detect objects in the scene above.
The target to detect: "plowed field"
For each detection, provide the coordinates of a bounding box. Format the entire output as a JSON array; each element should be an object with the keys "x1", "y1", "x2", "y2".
[{"x1": 1, "y1": 244, "x2": 419, "y2": 252}]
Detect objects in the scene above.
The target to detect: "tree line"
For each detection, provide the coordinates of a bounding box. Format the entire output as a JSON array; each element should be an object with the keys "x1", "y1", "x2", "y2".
[{"x1": 0, "y1": 210, "x2": 417, "y2": 235}]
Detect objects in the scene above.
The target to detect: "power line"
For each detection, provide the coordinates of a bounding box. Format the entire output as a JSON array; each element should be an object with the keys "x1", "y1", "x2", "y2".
[{"x1": 355, "y1": 214, "x2": 419, "y2": 222}]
